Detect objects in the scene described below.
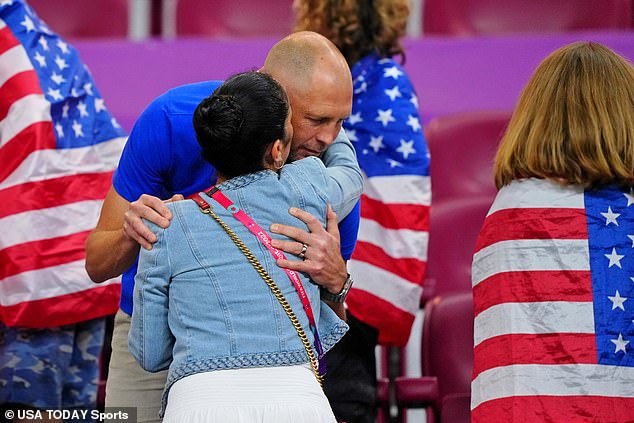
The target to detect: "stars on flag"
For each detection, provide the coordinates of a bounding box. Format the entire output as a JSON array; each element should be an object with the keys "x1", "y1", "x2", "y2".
[
  {"x1": 54, "y1": 55, "x2": 68, "y2": 70},
  {"x1": 609, "y1": 290, "x2": 627, "y2": 310},
  {"x1": 383, "y1": 66, "x2": 403, "y2": 79},
  {"x1": 376, "y1": 109, "x2": 395, "y2": 126},
  {"x1": 347, "y1": 112, "x2": 363, "y2": 125},
  {"x1": 586, "y1": 187, "x2": 634, "y2": 362},
  {"x1": 77, "y1": 101, "x2": 89, "y2": 117},
  {"x1": 11, "y1": 5, "x2": 124, "y2": 142},
  {"x1": 71, "y1": 120, "x2": 84, "y2": 137},
  {"x1": 20, "y1": 14, "x2": 35, "y2": 32},
  {"x1": 57, "y1": 39, "x2": 69, "y2": 54},
  {"x1": 51, "y1": 72, "x2": 65, "y2": 85},
  {"x1": 611, "y1": 333, "x2": 630, "y2": 353},
  {"x1": 94, "y1": 98, "x2": 106, "y2": 113},
  {"x1": 406, "y1": 115, "x2": 422, "y2": 132},
  {"x1": 345, "y1": 54, "x2": 429, "y2": 178},
  {"x1": 386, "y1": 158, "x2": 403, "y2": 168},
  {"x1": 385, "y1": 86, "x2": 402, "y2": 101},
  {"x1": 605, "y1": 248, "x2": 624, "y2": 268},
  {"x1": 601, "y1": 206, "x2": 620, "y2": 225},
  {"x1": 625, "y1": 189, "x2": 634, "y2": 206},
  {"x1": 368, "y1": 135, "x2": 384, "y2": 153},
  {"x1": 46, "y1": 87, "x2": 63, "y2": 101},
  {"x1": 410, "y1": 94, "x2": 419, "y2": 109},
  {"x1": 397, "y1": 139, "x2": 416, "y2": 159},
  {"x1": 38, "y1": 35, "x2": 49, "y2": 51},
  {"x1": 354, "y1": 75, "x2": 368, "y2": 95},
  {"x1": 33, "y1": 51, "x2": 46, "y2": 67}
]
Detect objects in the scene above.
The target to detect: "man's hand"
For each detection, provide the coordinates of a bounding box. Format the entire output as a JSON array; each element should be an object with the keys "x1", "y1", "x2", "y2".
[
  {"x1": 270, "y1": 205, "x2": 348, "y2": 294},
  {"x1": 124, "y1": 194, "x2": 184, "y2": 250},
  {"x1": 86, "y1": 187, "x2": 186, "y2": 282}
]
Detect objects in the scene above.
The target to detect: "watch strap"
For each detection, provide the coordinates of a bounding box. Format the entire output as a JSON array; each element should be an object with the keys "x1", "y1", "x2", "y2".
[{"x1": 320, "y1": 274, "x2": 353, "y2": 303}]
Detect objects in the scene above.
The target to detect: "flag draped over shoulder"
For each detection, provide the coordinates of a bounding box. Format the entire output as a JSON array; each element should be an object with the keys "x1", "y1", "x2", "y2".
[
  {"x1": 344, "y1": 54, "x2": 430, "y2": 347},
  {"x1": 471, "y1": 178, "x2": 634, "y2": 422},
  {"x1": 0, "y1": 1, "x2": 125, "y2": 328}
]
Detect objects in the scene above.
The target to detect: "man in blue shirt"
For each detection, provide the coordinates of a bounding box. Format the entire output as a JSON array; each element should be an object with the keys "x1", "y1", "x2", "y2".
[{"x1": 86, "y1": 31, "x2": 360, "y2": 422}]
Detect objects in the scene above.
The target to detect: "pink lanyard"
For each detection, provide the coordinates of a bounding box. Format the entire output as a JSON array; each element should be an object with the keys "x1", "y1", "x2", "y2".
[{"x1": 191, "y1": 187, "x2": 325, "y2": 373}]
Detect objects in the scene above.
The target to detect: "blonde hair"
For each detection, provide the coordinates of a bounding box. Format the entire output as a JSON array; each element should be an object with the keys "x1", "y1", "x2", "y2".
[
  {"x1": 293, "y1": 0, "x2": 409, "y2": 66},
  {"x1": 494, "y1": 42, "x2": 634, "y2": 189}
]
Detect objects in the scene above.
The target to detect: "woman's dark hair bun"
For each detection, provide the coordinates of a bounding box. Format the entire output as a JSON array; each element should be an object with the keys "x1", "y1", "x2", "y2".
[
  {"x1": 193, "y1": 71, "x2": 289, "y2": 179},
  {"x1": 194, "y1": 95, "x2": 244, "y2": 148}
]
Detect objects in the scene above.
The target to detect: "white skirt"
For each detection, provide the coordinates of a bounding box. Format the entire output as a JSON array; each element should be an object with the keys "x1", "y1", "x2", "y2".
[{"x1": 162, "y1": 364, "x2": 337, "y2": 423}]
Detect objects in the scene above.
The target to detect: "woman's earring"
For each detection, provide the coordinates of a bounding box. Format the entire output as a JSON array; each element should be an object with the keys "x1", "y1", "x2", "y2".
[{"x1": 274, "y1": 160, "x2": 284, "y2": 170}]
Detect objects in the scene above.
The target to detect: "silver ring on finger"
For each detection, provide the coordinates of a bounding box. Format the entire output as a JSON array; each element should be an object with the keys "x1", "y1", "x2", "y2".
[{"x1": 298, "y1": 243, "x2": 308, "y2": 260}]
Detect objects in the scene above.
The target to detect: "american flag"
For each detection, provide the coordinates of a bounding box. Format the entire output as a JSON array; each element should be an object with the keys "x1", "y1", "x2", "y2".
[
  {"x1": 471, "y1": 178, "x2": 634, "y2": 422},
  {"x1": 0, "y1": 1, "x2": 125, "y2": 328},
  {"x1": 344, "y1": 54, "x2": 430, "y2": 347}
]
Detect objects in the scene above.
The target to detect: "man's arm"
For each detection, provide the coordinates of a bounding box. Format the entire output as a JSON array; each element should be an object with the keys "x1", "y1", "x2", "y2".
[{"x1": 85, "y1": 186, "x2": 180, "y2": 282}]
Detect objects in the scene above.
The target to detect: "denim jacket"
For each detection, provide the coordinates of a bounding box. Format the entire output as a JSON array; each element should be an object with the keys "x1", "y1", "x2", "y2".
[{"x1": 128, "y1": 134, "x2": 362, "y2": 414}]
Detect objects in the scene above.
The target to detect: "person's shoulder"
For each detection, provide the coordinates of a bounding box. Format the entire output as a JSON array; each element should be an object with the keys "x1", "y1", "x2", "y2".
[
  {"x1": 282, "y1": 157, "x2": 328, "y2": 190},
  {"x1": 150, "y1": 80, "x2": 224, "y2": 115},
  {"x1": 285, "y1": 157, "x2": 326, "y2": 175},
  {"x1": 164, "y1": 80, "x2": 224, "y2": 99},
  {"x1": 148, "y1": 199, "x2": 202, "y2": 234}
]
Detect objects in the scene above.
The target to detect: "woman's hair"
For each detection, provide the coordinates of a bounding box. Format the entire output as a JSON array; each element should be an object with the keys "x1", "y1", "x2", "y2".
[
  {"x1": 494, "y1": 41, "x2": 634, "y2": 189},
  {"x1": 193, "y1": 71, "x2": 289, "y2": 179},
  {"x1": 293, "y1": 0, "x2": 409, "y2": 66}
]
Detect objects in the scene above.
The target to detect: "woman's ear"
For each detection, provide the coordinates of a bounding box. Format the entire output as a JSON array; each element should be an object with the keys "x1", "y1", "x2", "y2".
[{"x1": 271, "y1": 139, "x2": 285, "y2": 170}]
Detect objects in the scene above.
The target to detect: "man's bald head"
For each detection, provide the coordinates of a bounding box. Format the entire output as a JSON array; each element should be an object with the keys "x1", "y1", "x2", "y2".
[
  {"x1": 261, "y1": 31, "x2": 353, "y2": 161},
  {"x1": 261, "y1": 31, "x2": 350, "y2": 94}
]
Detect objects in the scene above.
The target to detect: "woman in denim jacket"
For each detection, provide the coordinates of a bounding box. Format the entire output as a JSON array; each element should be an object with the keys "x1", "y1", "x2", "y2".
[{"x1": 128, "y1": 71, "x2": 362, "y2": 422}]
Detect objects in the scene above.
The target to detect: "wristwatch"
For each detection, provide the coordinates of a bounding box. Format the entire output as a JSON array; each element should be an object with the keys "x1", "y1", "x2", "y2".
[{"x1": 320, "y1": 273, "x2": 354, "y2": 303}]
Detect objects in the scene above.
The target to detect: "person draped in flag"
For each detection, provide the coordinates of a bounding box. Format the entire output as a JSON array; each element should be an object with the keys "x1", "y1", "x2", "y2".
[
  {"x1": 0, "y1": 0, "x2": 125, "y2": 418},
  {"x1": 86, "y1": 31, "x2": 361, "y2": 423},
  {"x1": 472, "y1": 41, "x2": 634, "y2": 422},
  {"x1": 294, "y1": 0, "x2": 430, "y2": 421}
]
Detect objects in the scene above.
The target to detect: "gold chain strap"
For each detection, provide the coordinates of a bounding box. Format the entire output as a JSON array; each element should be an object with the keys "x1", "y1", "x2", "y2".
[{"x1": 199, "y1": 205, "x2": 324, "y2": 388}]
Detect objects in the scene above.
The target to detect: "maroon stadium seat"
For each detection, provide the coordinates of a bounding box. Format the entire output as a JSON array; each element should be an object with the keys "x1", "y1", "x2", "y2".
[
  {"x1": 27, "y1": 0, "x2": 129, "y2": 38},
  {"x1": 424, "y1": 197, "x2": 493, "y2": 303},
  {"x1": 396, "y1": 292, "x2": 474, "y2": 423},
  {"x1": 425, "y1": 110, "x2": 510, "y2": 205},
  {"x1": 423, "y1": 0, "x2": 634, "y2": 36},
  {"x1": 175, "y1": 0, "x2": 294, "y2": 37},
  {"x1": 422, "y1": 110, "x2": 510, "y2": 301}
]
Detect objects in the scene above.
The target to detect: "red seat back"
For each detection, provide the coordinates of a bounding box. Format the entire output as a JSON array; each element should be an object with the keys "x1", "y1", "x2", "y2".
[
  {"x1": 425, "y1": 110, "x2": 510, "y2": 204},
  {"x1": 423, "y1": 111, "x2": 510, "y2": 300},
  {"x1": 423, "y1": 292, "x2": 474, "y2": 419},
  {"x1": 175, "y1": 0, "x2": 294, "y2": 37},
  {"x1": 423, "y1": 0, "x2": 634, "y2": 36},
  {"x1": 424, "y1": 198, "x2": 493, "y2": 301},
  {"x1": 27, "y1": 0, "x2": 129, "y2": 38}
]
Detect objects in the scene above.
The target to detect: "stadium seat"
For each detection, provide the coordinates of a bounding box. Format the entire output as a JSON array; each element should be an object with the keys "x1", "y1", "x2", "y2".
[
  {"x1": 174, "y1": 0, "x2": 294, "y2": 37},
  {"x1": 422, "y1": 110, "x2": 510, "y2": 301},
  {"x1": 423, "y1": 0, "x2": 634, "y2": 36},
  {"x1": 27, "y1": 0, "x2": 130, "y2": 38},
  {"x1": 425, "y1": 110, "x2": 510, "y2": 205},
  {"x1": 396, "y1": 292, "x2": 474, "y2": 423},
  {"x1": 423, "y1": 197, "x2": 493, "y2": 302}
]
